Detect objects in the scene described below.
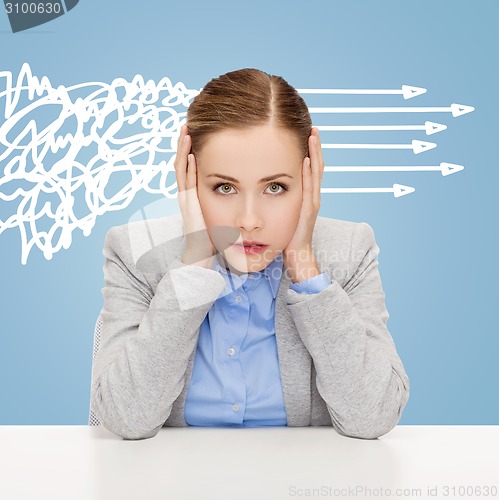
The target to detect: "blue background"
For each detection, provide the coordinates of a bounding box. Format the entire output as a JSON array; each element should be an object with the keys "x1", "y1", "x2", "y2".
[{"x1": 1, "y1": 0, "x2": 497, "y2": 425}]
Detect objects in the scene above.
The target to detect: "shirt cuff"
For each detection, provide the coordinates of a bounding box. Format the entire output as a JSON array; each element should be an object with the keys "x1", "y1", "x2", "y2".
[{"x1": 289, "y1": 271, "x2": 332, "y2": 294}]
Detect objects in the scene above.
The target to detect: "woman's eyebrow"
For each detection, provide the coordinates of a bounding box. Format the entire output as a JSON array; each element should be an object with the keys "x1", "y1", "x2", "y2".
[{"x1": 206, "y1": 173, "x2": 293, "y2": 184}]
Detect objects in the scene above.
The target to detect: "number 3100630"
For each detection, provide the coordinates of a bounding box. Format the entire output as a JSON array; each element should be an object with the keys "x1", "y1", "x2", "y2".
[{"x1": 5, "y1": 2, "x2": 62, "y2": 14}]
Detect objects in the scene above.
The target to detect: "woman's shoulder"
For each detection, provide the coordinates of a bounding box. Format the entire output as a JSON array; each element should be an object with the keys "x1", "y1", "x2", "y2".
[
  {"x1": 312, "y1": 216, "x2": 378, "y2": 280},
  {"x1": 102, "y1": 213, "x2": 184, "y2": 273},
  {"x1": 314, "y1": 215, "x2": 375, "y2": 247}
]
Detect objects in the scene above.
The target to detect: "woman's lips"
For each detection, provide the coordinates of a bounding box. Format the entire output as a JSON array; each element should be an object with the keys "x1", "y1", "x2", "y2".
[{"x1": 233, "y1": 244, "x2": 268, "y2": 255}]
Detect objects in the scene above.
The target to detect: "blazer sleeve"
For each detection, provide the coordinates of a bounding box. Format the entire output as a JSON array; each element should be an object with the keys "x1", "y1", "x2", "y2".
[
  {"x1": 285, "y1": 222, "x2": 410, "y2": 439},
  {"x1": 91, "y1": 226, "x2": 226, "y2": 440}
]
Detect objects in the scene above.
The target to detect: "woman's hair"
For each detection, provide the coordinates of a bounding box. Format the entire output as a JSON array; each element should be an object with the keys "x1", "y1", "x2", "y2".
[{"x1": 186, "y1": 68, "x2": 312, "y2": 158}]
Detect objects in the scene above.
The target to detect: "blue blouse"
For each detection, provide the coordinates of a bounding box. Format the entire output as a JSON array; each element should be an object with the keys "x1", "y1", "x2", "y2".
[{"x1": 184, "y1": 252, "x2": 332, "y2": 427}]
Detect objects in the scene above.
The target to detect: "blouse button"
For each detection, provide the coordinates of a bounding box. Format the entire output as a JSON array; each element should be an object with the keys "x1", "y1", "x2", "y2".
[
  {"x1": 232, "y1": 404, "x2": 239, "y2": 412},
  {"x1": 227, "y1": 347, "x2": 236, "y2": 356},
  {"x1": 235, "y1": 295, "x2": 242, "y2": 303}
]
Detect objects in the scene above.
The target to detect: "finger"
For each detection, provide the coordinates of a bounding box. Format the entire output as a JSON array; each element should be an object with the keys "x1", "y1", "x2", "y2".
[
  {"x1": 176, "y1": 125, "x2": 187, "y2": 164},
  {"x1": 302, "y1": 156, "x2": 313, "y2": 213},
  {"x1": 174, "y1": 126, "x2": 183, "y2": 176},
  {"x1": 313, "y1": 127, "x2": 325, "y2": 168},
  {"x1": 309, "y1": 136, "x2": 320, "y2": 207},
  {"x1": 315, "y1": 134, "x2": 324, "y2": 205},
  {"x1": 313, "y1": 136, "x2": 321, "y2": 207},
  {"x1": 176, "y1": 124, "x2": 185, "y2": 150},
  {"x1": 175, "y1": 131, "x2": 191, "y2": 192},
  {"x1": 312, "y1": 127, "x2": 323, "y2": 172},
  {"x1": 179, "y1": 125, "x2": 190, "y2": 146},
  {"x1": 175, "y1": 125, "x2": 187, "y2": 165},
  {"x1": 186, "y1": 151, "x2": 197, "y2": 191},
  {"x1": 311, "y1": 128, "x2": 324, "y2": 190}
]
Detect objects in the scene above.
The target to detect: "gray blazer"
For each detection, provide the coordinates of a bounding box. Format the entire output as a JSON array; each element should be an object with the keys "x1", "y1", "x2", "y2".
[{"x1": 90, "y1": 213, "x2": 410, "y2": 440}]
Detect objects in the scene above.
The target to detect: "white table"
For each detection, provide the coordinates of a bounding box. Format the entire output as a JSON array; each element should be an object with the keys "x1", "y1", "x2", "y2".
[{"x1": 1, "y1": 426, "x2": 498, "y2": 500}]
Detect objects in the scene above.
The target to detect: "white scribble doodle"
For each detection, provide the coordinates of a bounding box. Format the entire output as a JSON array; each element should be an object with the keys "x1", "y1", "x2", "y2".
[{"x1": 0, "y1": 63, "x2": 199, "y2": 264}]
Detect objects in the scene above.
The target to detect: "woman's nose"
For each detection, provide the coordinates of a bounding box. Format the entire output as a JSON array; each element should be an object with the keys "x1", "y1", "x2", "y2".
[{"x1": 233, "y1": 196, "x2": 266, "y2": 228}]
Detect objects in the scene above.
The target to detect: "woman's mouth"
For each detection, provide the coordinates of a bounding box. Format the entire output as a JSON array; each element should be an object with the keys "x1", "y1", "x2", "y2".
[{"x1": 233, "y1": 244, "x2": 269, "y2": 255}]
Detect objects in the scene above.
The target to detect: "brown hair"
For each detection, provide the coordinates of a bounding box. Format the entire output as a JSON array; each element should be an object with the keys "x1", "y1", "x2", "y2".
[{"x1": 186, "y1": 68, "x2": 312, "y2": 158}]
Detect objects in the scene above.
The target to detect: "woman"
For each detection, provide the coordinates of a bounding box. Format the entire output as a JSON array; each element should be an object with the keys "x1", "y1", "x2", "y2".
[{"x1": 90, "y1": 68, "x2": 410, "y2": 440}]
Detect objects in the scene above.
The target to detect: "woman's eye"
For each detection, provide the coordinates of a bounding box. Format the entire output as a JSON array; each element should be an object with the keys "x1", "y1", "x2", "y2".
[
  {"x1": 267, "y1": 183, "x2": 284, "y2": 194},
  {"x1": 214, "y1": 183, "x2": 235, "y2": 195},
  {"x1": 212, "y1": 182, "x2": 289, "y2": 196}
]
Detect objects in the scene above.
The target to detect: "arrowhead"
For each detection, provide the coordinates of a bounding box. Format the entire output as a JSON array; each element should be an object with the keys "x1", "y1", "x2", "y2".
[
  {"x1": 440, "y1": 162, "x2": 464, "y2": 176},
  {"x1": 425, "y1": 121, "x2": 447, "y2": 135},
  {"x1": 402, "y1": 85, "x2": 427, "y2": 100},
  {"x1": 412, "y1": 140, "x2": 437, "y2": 154},
  {"x1": 450, "y1": 103, "x2": 475, "y2": 117},
  {"x1": 393, "y1": 184, "x2": 416, "y2": 198}
]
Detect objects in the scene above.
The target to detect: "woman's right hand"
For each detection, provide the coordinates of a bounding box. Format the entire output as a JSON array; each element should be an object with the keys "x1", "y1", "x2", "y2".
[{"x1": 174, "y1": 125, "x2": 216, "y2": 269}]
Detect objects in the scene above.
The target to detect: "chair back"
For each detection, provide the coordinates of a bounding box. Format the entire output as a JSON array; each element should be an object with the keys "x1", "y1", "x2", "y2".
[{"x1": 88, "y1": 312, "x2": 103, "y2": 426}]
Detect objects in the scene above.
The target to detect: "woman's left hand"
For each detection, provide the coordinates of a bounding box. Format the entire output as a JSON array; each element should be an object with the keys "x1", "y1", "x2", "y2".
[{"x1": 283, "y1": 127, "x2": 325, "y2": 283}]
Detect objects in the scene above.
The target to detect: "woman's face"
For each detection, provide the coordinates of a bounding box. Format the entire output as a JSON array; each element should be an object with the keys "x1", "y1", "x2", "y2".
[{"x1": 195, "y1": 124, "x2": 306, "y2": 275}]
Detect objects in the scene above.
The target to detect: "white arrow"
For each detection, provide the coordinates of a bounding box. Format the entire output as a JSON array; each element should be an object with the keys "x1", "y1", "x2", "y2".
[
  {"x1": 324, "y1": 162, "x2": 464, "y2": 176},
  {"x1": 297, "y1": 85, "x2": 427, "y2": 100},
  {"x1": 309, "y1": 103, "x2": 474, "y2": 117},
  {"x1": 321, "y1": 184, "x2": 415, "y2": 198},
  {"x1": 317, "y1": 121, "x2": 447, "y2": 135},
  {"x1": 322, "y1": 140, "x2": 437, "y2": 155}
]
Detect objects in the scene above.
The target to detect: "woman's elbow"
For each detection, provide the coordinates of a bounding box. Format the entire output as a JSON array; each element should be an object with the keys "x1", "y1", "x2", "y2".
[
  {"x1": 332, "y1": 389, "x2": 409, "y2": 440},
  {"x1": 121, "y1": 425, "x2": 162, "y2": 440},
  {"x1": 337, "y1": 419, "x2": 399, "y2": 440},
  {"x1": 101, "y1": 420, "x2": 163, "y2": 440}
]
